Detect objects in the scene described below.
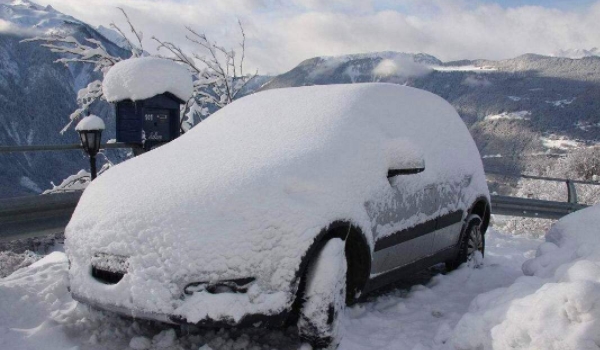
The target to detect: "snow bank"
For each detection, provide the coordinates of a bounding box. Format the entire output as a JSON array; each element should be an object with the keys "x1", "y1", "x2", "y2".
[
  {"x1": 66, "y1": 83, "x2": 487, "y2": 324},
  {"x1": 450, "y1": 204, "x2": 600, "y2": 350},
  {"x1": 102, "y1": 57, "x2": 193, "y2": 103},
  {"x1": 75, "y1": 115, "x2": 105, "y2": 131}
]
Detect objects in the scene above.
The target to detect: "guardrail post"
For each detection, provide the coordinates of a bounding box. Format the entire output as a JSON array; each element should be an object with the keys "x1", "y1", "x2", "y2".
[{"x1": 566, "y1": 179, "x2": 578, "y2": 204}]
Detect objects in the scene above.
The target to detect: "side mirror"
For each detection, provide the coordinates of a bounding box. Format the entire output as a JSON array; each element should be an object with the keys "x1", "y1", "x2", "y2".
[{"x1": 388, "y1": 157, "x2": 425, "y2": 178}]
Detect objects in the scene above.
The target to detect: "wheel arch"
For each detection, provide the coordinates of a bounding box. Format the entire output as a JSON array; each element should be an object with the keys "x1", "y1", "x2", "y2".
[{"x1": 287, "y1": 221, "x2": 371, "y2": 324}]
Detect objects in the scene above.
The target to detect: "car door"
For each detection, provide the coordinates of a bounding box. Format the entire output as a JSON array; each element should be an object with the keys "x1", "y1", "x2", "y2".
[
  {"x1": 367, "y1": 173, "x2": 440, "y2": 276},
  {"x1": 430, "y1": 174, "x2": 471, "y2": 253}
]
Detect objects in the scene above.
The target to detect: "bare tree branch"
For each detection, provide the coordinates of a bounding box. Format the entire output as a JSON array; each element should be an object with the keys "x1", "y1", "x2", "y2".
[
  {"x1": 31, "y1": 10, "x2": 256, "y2": 134},
  {"x1": 116, "y1": 7, "x2": 144, "y2": 56}
]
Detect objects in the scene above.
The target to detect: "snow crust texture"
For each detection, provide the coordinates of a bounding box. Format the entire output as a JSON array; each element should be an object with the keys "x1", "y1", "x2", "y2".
[
  {"x1": 102, "y1": 57, "x2": 193, "y2": 103},
  {"x1": 451, "y1": 204, "x2": 600, "y2": 350},
  {"x1": 66, "y1": 83, "x2": 487, "y2": 324}
]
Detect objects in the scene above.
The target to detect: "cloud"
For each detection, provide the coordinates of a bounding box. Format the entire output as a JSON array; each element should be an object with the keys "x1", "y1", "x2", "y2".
[
  {"x1": 373, "y1": 58, "x2": 432, "y2": 78},
  {"x1": 0, "y1": 19, "x2": 41, "y2": 36},
  {"x1": 32, "y1": 0, "x2": 600, "y2": 74}
]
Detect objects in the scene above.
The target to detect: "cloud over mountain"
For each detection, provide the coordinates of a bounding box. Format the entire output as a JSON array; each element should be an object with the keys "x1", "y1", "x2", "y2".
[{"x1": 33, "y1": 0, "x2": 600, "y2": 73}]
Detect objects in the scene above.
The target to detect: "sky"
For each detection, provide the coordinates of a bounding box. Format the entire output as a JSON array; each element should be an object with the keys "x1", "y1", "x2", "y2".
[{"x1": 33, "y1": 0, "x2": 600, "y2": 75}]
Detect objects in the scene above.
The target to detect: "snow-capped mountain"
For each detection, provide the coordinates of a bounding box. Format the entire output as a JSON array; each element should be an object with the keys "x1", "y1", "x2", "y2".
[
  {"x1": 262, "y1": 52, "x2": 600, "y2": 174},
  {"x1": 551, "y1": 48, "x2": 600, "y2": 59},
  {"x1": 0, "y1": 0, "x2": 129, "y2": 198},
  {"x1": 261, "y1": 52, "x2": 441, "y2": 90},
  {"x1": 95, "y1": 25, "x2": 130, "y2": 50},
  {"x1": 0, "y1": 0, "x2": 78, "y2": 32}
]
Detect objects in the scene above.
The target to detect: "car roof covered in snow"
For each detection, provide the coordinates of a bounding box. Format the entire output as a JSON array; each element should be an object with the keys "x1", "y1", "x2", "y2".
[{"x1": 90, "y1": 83, "x2": 484, "y2": 206}]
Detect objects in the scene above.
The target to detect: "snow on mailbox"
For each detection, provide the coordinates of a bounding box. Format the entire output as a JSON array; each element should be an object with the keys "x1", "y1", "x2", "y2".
[{"x1": 102, "y1": 57, "x2": 193, "y2": 150}]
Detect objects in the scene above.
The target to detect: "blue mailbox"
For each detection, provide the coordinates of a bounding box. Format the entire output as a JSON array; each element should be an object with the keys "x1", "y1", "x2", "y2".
[
  {"x1": 115, "y1": 92, "x2": 184, "y2": 150},
  {"x1": 104, "y1": 57, "x2": 193, "y2": 152}
]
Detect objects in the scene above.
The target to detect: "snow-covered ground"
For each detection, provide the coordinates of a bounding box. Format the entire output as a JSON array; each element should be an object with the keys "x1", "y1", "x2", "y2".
[
  {"x1": 540, "y1": 137, "x2": 590, "y2": 150},
  {"x1": 0, "y1": 228, "x2": 541, "y2": 350},
  {"x1": 4, "y1": 202, "x2": 600, "y2": 350}
]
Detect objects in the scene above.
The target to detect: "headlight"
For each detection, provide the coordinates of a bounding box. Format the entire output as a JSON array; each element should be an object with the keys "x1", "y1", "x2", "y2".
[
  {"x1": 183, "y1": 277, "x2": 255, "y2": 295},
  {"x1": 90, "y1": 253, "x2": 129, "y2": 285}
]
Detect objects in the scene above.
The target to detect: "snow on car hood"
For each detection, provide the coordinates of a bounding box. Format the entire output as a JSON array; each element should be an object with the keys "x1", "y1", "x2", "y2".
[{"x1": 66, "y1": 84, "x2": 487, "y2": 319}]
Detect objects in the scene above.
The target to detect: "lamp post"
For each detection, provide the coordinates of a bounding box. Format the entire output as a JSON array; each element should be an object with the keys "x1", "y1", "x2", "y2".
[{"x1": 75, "y1": 115, "x2": 105, "y2": 180}]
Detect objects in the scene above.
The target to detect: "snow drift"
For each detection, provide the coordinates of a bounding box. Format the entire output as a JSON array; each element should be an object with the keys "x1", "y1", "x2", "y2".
[
  {"x1": 450, "y1": 204, "x2": 600, "y2": 350},
  {"x1": 66, "y1": 83, "x2": 487, "y2": 325}
]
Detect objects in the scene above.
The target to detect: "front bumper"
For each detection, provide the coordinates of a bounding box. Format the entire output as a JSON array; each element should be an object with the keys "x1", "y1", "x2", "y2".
[
  {"x1": 72, "y1": 292, "x2": 176, "y2": 324},
  {"x1": 72, "y1": 291, "x2": 291, "y2": 328}
]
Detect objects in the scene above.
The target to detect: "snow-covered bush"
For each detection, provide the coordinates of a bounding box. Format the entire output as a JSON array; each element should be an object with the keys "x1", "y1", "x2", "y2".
[
  {"x1": 450, "y1": 204, "x2": 600, "y2": 350},
  {"x1": 495, "y1": 147, "x2": 600, "y2": 236},
  {"x1": 43, "y1": 162, "x2": 113, "y2": 194},
  {"x1": 519, "y1": 147, "x2": 600, "y2": 205},
  {"x1": 43, "y1": 170, "x2": 90, "y2": 194},
  {"x1": 561, "y1": 146, "x2": 600, "y2": 181}
]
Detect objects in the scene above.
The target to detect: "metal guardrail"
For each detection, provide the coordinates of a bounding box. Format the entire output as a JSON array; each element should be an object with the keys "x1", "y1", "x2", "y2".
[
  {"x1": 0, "y1": 192, "x2": 591, "y2": 243},
  {"x1": 0, "y1": 142, "x2": 141, "y2": 153},
  {"x1": 486, "y1": 171, "x2": 600, "y2": 204},
  {"x1": 0, "y1": 191, "x2": 82, "y2": 242},
  {"x1": 0, "y1": 142, "x2": 139, "y2": 242},
  {"x1": 490, "y1": 195, "x2": 588, "y2": 220}
]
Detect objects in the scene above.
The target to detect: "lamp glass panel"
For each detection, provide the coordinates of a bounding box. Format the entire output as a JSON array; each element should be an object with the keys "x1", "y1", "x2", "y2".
[
  {"x1": 86, "y1": 132, "x2": 96, "y2": 152},
  {"x1": 79, "y1": 132, "x2": 89, "y2": 153},
  {"x1": 94, "y1": 131, "x2": 101, "y2": 153}
]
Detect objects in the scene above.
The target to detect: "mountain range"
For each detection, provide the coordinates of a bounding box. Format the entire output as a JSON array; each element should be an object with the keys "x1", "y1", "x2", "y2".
[{"x1": 1, "y1": 0, "x2": 599, "y2": 198}]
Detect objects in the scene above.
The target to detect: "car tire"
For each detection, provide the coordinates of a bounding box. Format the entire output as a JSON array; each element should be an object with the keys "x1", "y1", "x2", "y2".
[
  {"x1": 446, "y1": 214, "x2": 485, "y2": 271},
  {"x1": 298, "y1": 238, "x2": 347, "y2": 350}
]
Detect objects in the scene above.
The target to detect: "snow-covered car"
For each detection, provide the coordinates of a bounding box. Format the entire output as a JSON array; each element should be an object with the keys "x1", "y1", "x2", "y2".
[{"x1": 66, "y1": 83, "x2": 490, "y2": 349}]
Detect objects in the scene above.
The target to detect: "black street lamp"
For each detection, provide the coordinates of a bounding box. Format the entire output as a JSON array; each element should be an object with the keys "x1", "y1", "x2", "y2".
[{"x1": 75, "y1": 115, "x2": 105, "y2": 180}]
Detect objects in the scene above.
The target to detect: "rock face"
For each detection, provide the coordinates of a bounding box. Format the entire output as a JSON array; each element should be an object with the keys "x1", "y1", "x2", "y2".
[
  {"x1": 0, "y1": 0, "x2": 129, "y2": 198},
  {"x1": 261, "y1": 53, "x2": 600, "y2": 174}
]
